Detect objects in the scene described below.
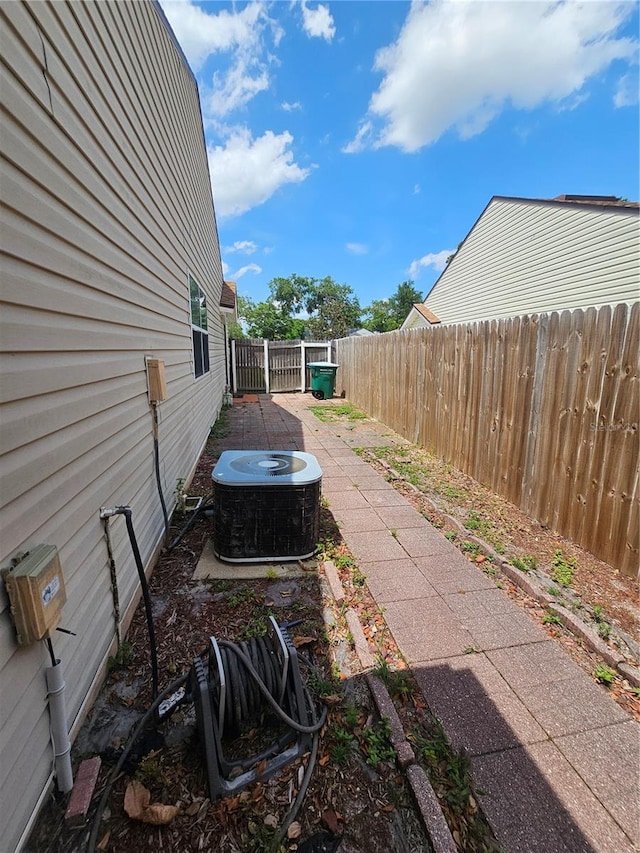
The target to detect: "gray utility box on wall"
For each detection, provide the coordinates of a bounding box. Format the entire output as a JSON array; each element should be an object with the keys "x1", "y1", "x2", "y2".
[{"x1": 211, "y1": 451, "x2": 322, "y2": 563}]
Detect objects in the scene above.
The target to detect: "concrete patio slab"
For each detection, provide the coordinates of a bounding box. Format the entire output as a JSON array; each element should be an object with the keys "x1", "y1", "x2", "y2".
[
  {"x1": 357, "y1": 489, "x2": 409, "y2": 506},
  {"x1": 335, "y1": 508, "x2": 388, "y2": 533},
  {"x1": 413, "y1": 554, "x2": 497, "y2": 593},
  {"x1": 339, "y1": 529, "x2": 408, "y2": 562},
  {"x1": 373, "y1": 505, "x2": 434, "y2": 529},
  {"x1": 513, "y1": 676, "x2": 630, "y2": 738},
  {"x1": 555, "y1": 720, "x2": 640, "y2": 846},
  {"x1": 413, "y1": 654, "x2": 547, "y2": 754},
  {"x1": 193, "y1": 539, "x2": 317, "y2": 580},
  {"x1": 321, "y1": 475, "x2": 359, "y2": 492},
  {"x1": 461, "y1": 612, "x2": 549, "y2": 650},
  {"x1": 487, "y1": 641, "x2": 583, "y2": 690},
  {"x1": 393, "y1": 525, "x2": 463, "y2": 558},
  {"x1": 471, "y1": 741, "x2": 636, "y2": 853},
  {"x1": 381, "y1": 599, "x2": 475, "y2": 662},
  {"x1": 363, "y1": 564, "x2": 440, "y2": 603},
  {"x1": 323, "y1": 490, "x2": 370, "y2": 510}
]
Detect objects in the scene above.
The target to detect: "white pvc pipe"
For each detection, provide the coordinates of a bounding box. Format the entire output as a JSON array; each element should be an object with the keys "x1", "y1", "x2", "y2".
[{"x1": 45, "y1": 660, "x2": 73, "y2": 793}]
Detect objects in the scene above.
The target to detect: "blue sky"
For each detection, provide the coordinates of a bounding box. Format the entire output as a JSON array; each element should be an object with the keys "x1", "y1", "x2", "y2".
[{"x1": 159, "y1": 0, "x2": 639, "y2": 311}]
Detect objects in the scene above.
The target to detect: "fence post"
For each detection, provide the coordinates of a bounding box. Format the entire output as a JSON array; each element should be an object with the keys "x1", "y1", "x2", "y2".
[
  {"x1": 264, "y1": 339, "x2": 270, "y2": 394},
  {"x1": 231, "y1": 339, "x2": 238, "y2": 394},
  {"x1": 300, "y1": 341, "x2": 306, "y2": 393},
  {"x1": 521, "y1": 313, "x2": 548, "y2": 514}
]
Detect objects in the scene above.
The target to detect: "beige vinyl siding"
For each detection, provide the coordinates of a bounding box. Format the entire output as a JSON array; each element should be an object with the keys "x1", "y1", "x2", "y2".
[
  {"x1": 424, "y1": 198, "x2": 640, "y2": 326},
  {"x1": 0, "y1": 2, "x2": 225, "y2": 850}
]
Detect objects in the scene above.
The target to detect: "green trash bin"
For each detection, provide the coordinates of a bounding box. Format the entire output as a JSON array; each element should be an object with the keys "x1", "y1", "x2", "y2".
[{"x1": 308, "y1": 362, "x2": 339, "y2": 400}]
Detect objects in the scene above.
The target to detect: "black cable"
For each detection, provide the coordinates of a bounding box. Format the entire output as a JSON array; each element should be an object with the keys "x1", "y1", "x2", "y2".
[
  {"x1": 151, "y1": 403, "x2": 170, "y2": 548},
  {"x1": 86, "y1": 673, "x2": 189, "y2": 853},
  {"x1": 45, "y1": 636, "x2": 57, "y2": 667},
  {"x1": 122, "y1": 508, "x2": 159, "y2": 703},
  {"x1": 165, "y1": 498, "x2": 215, "y2": 553}
]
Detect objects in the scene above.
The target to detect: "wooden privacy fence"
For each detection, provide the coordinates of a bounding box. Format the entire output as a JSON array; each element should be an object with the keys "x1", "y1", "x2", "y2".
[
  {"x1": 231, "y1": 339, "x2": 333, "y2": 393},
  {"x1": 335, "y1": 303, "x2": 639, "y2": 577}
]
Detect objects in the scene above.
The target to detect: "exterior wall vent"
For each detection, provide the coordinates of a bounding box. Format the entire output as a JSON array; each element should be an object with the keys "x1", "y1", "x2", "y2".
[{"x1": 211, "y1": 451, "x2": 322, "y2": 562}]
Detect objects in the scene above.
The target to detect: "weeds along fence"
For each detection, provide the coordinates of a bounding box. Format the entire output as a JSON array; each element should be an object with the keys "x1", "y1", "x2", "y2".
[{"x1": 335, "y1": 303, "x2": 639, "y2": 577}]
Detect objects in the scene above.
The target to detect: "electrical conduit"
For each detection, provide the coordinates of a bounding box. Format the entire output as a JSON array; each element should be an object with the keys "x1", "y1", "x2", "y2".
[{"x1": 45, "y1": 658, "x2": 73, "y2": 793}]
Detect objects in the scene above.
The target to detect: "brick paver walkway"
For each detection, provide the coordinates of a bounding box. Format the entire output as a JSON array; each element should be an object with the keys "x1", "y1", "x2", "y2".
[{"x1": 218, "y1": 393, "x2": 639, "y2": 852}]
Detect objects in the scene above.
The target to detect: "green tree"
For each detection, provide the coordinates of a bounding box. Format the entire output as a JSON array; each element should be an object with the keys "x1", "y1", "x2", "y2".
[
  {"x1": 239, "y1": 295, "x2": 305, "y2": 340},
  {"x1": 266, "y1": 274, "x2": 361, "y2": 340},
  {"x1": 362, "y1": 299, "x2": 396, "y2": 333},
  {"x1": 363, "y1": 281, "x2": 423, "y2": 332}
]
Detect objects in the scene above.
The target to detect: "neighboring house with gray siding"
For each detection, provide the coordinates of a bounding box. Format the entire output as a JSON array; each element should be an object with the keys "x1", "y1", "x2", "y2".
[
  {"x1": 402, "y1": 195, "x2": 640, "y2": 329},
  {"x1": 0, "y1": 2, "x2": 228, "y2": 849}
]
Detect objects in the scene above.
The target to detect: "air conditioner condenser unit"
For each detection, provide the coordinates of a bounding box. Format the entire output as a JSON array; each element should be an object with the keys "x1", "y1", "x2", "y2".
[{"x1": 211, "y1": 451, "x2": 322, "y2": 563}]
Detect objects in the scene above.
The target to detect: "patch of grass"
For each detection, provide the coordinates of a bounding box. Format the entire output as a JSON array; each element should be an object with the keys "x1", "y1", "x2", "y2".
[
  {"x1": 597, "y1": 622, "x2": 612, "y2": 640},
  {"x1": 546, "y1": 585, "x2": 562, "y2": 597},
  {"x1": 542, "y1": 611, "x2": 562, "y2": 626},
  {"x1": 441, "y1": 485, "x2": 464, "y2": 499},
  {"x1": 237, "y1": 612, "x2": 269, "y2": 640},
  {"x1": 308, "y1": 671, "x2": 343, "y2": 699},
  {"x1": 135, "y1": 752, "x2": 162, "y2": 788},
  {"x1": 461, "y1": 541, "x2": 482, "y2": 558},
  {"x1": 511, "y1": 555, "x2": 538, "y2": 573},
  {"x1": 228, "y1": 587, "x2": 259, "y2": 607},
  {"x1": 108, "y1": 640, "x2": 135, "y2": 670},
  {"x1": 209, "y1": 408, "x2": 230, "y2": 439},
  {"x1": 330, "y1": 726, "x2": 356, "y2": 765},
  {"x1": 334, "y1": 553, "x2": 356, "y2": 570},
  {"x1": 551, "y1": 550, "x2": 577, "y2": 588},
  {"x1": 463, "y1": 646, "x2": 480, "y2": 655},
  {"x1": 361, "y1": 718, "x2": 396, "y2": 767},
  {"x1": 465, "y1": 510, "x2": 490, "y2": 534},
  {"x1": 390, "y1": 528, "x2": 398, "y2": 539},
  {"x1": 444, "y1": 531, "x2": 457, "y2": 542},
  {"x1": 351, "y1": 567, "x2": 366, "y2": 587},
  {"x1": 310, "y1": 403, "x2": 368, "y2": 422},
  {"x1": 594, "y1": 664, "x2": 616, "y2": 685},
  {"x1": 411, "y1": 724, "x2": 474, "y2": 817},
  {"x1": 374, "y1": 657, "x2": 412, "y2": 703},
  {"x1": 265, "y1": 567, "x2": 278, "y2": 580}
]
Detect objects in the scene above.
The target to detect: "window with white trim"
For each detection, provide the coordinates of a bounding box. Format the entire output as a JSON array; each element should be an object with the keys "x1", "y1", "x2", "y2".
[{"x1": 190, "y1": 275, "x2": 209, "y2": 378}]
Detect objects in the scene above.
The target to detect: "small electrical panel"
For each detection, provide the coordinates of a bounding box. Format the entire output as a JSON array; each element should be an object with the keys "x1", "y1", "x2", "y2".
[
  {"x1": 2, "y1": 545, "x2": 67, "y2": 645},
  {"x1": 146, "y1": 358, "x2": 168, "y2": 403}
]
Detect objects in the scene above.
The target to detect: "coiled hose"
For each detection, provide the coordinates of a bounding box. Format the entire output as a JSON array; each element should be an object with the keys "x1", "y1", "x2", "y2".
[{"x1": 87, "y1": 639, "x2": 326, "y2": 852}]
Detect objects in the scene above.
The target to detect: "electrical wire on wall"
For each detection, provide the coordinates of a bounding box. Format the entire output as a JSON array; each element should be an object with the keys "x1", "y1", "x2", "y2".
[
  {"x1": 151, "y1": 402, "x2": 170, "y2": 548},
  {"x1": 99, "y1": 506, "x2": 159, "y2": 702}
]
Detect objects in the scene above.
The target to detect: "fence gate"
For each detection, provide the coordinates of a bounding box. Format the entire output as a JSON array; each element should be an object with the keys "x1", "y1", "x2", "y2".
[{"x1": 231, "y1": 339, "x2": 333, "y2": 393}]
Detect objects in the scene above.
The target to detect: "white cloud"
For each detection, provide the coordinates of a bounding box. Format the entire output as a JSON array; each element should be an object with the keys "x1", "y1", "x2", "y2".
[
  {"x1": 342, "y1": 120, "x2": 374, "y2": 154},
  {"x1": 207, "y1": 128, "x2": 312, "y2": 218},
  {"x1": 225, "y1": 241, "x2": 258, "y2": 255},
  {"x1": 346, "y1": 1, "x2": 637, "y2": 153},
  {"x1": 282, "y1": 101, "x2": 302, "y2": 112},
  {"x1": 300, "y1": 1, "x2": 336, "y2": 41},
  {"x1": 614, "y1": 72, "x2": 640, "y2": 107},
  {"x1": 159, "y1": 0, "x2": 266, "y2": 71},
  {"x1": 346, "y1": 242, "x2": 368, "y2": 255},
  {"x1": 413, "y1": 184, "x2": 421, "y2": 195},
  {"x1": 233, "y1": 263, "x2": 262, "y2": 279},
  {"x1": 207, "y1": 60, "x2": 269, "y2": 116},
  {"x1": 408, "y1": 250, "x2": 454, "y2": 279},
  {"x1": 222, "y1": 260, "x2": 230, "y2": 276}
]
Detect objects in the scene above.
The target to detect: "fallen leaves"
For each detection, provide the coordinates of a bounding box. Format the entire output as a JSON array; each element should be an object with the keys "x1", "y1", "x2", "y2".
[{"x1": 124, "y1": 780, "x2": 180, "y2": 825}]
